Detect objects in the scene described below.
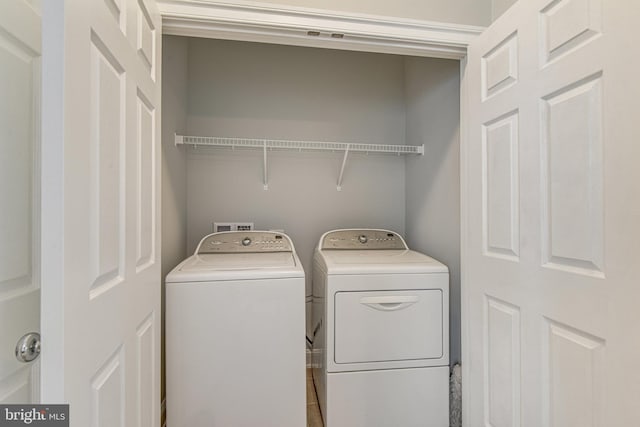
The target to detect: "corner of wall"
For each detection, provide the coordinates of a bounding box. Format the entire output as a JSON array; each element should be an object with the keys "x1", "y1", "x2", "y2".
[
  {"x1": 161, "y1": 35, "x2": 189, "y2": 280},
  {"x1": 403, "y1": 57, "x2": 462, "y2": 364}
]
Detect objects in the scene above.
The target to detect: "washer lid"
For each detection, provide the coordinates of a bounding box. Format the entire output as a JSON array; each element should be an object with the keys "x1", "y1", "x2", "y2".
[
  {"x1": 319, "y1": 249, "x2": 448, "y2": 275},
  {"x1": 166, "y1": 252, "x2": 304, "y2": 282}
]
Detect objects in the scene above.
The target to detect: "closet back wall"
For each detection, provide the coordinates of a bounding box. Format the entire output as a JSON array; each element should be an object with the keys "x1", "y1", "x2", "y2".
[{"x1": 184, "y1": 38, "x2": 407, "y2": 336}]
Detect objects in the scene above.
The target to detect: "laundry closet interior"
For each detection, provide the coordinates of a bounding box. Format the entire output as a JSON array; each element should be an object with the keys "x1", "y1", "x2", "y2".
[{"x1": 160, "y1": 33, "x2": 462, "y2": 372}]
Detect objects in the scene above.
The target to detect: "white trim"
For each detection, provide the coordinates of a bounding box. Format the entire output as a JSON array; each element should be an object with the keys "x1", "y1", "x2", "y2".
[
  {"x1": 157, "y1": 0, "x2": 484, "y2": 59},
  {"x1": 458, "y1": 56, "x2": 471, "y2": 427}
]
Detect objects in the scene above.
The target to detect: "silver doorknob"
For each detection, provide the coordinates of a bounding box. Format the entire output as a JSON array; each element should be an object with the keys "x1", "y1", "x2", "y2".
[
  {"x1": 358, "y1": 235, "x2": 368, "y2": 244},
  {"x1": 15, "y1": 332, "x2": 40, "y2": 363},
  {"x1": 242, "y1": 237, "x2": 252, "y2": 246}
]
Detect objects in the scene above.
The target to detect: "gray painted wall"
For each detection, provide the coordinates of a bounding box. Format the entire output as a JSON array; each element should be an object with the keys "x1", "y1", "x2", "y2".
[
  {"x1": 160, "y1": 35, "x2": 189, "y2": 399},
  {"x1": 255, "y1": 0, "x2": 492, "y2": 26},
  {"x1": 186, "y1": 38, "x2": 407, "y2": 146},
  {"x1": 492, "y1": 0, "x2": 517, "y2": 21},
  {"x1": 404, "y1": 57, "x2": 461, "y2": 364},
  {"x1": 162, "y1": 36, "x2": 189, "y2": 280}
]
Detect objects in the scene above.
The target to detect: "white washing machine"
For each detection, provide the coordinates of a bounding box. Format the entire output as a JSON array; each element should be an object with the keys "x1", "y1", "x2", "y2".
[
  {"x1": 165, "y1": 231, "x2": 306, "y2": 427},
  {"x1": 312, "y1": 229, "x2": 449, "y2": 427}
]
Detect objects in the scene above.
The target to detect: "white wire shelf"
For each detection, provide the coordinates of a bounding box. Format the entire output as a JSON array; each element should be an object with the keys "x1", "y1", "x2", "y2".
[
  {"x1": 175, "y1": 134, "x2": 424, "y2": 190},
  {"x1": 175, "y1": 135, "x2": 424, "y2": 155}
]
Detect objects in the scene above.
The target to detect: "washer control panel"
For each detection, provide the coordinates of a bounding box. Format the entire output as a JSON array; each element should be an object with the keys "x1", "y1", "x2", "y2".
[
  {"x1": 321, "y1": 229, "x2": 407, "y2": 250},
  {"x1": 197, "y1": 231, "x2": 293, "y2": 254}
]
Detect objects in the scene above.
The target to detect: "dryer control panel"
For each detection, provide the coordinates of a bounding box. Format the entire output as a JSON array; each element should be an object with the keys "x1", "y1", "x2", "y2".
[
  {"x1": 196, "y1": 231, "x2": 293, "y2": 254},
  {"x1": 320, "y1": 229, "x2": 407, "y2": 250}
]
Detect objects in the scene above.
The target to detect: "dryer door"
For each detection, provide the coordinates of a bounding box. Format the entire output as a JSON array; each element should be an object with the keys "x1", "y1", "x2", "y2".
[{"x1": 334, "y1": 289, "x2": 443, "y2": 365}]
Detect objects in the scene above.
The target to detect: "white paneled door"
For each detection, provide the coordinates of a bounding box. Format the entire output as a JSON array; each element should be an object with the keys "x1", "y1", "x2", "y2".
[
  {"x1": 40, "y1": 0, "x2": 162, "y2": 426},
  {"x1": 0, "y1": 0, "x2": 41, "y2": 403},
  {"x1": 464, "y1": 0, "x2": 640, "y2": 426}
]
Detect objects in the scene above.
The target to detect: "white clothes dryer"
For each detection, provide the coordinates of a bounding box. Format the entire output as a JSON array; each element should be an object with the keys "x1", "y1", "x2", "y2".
[
  {"x1": 312, "y1": 229, "x2": 449, "y2": 427},
  {"x1": 166, "y1": 231, "x2": 306, "y2": 427}
]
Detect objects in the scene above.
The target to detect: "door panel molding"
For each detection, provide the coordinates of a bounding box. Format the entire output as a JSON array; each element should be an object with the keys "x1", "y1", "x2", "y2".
[
  {"x1": 541, "y1": 317, "x2": 605, "y2": 427},
  {"x1": 90, "y1": 346, "x2": 125, "y2": 427},
  {"x1": 540, "y1": 0, "x2": 602, "y2": 67},
  {"x1": 540, "y1": 71, "x2": 604, "y2": 277},
  {"x1": 462, "y1": 0, "x2": 639, "y2": 425},
  {"x1": 88, "y1": 32, "x2": 127, "y2": 298},
  {"x1": 484, "y1": 295, "x2": 521, "y2": 427},
  {"x1": 481, "y1": 31, "x2": 518, "y2": 101},
  {"x1": 482, "y1": 110, "x2": 520, "y2": 261}
]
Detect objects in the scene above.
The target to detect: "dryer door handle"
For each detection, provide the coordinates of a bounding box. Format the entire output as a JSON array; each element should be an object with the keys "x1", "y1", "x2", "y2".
[{"x1": 359, "y1": 295, "x2": 419, "y2": 312}]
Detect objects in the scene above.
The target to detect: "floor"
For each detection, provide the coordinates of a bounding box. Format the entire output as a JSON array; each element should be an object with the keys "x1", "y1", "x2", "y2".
[{"x1": 306, "y1": 368, "x2": 324, "y2": 427}]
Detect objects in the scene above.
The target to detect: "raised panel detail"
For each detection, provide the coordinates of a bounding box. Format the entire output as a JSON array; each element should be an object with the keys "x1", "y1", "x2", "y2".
[
  {"x1": 137, "y1": 0, "x2": 155, "y2": 75},
  {"x1": 543, "y1": 319, "x2": 604, "y2": 427},
  {"x1": 89, "y1": 33, "x2": 126, "y2": 299},
  {"x1": 482, "y1": 111, "x2": 519, "y2": 261},
  {"x1": 91, "y1": 347, "x2": 125, "y2": 427},
  {"x1": 137, "y1": 313, "x2": 155, "y2": 427},
  {"x1": 541, "y1": 0, "x2": 602, "y2": 65},
  {"x1": 482, "y1": 32, "x2": 518, "y2": 100},
  {"x1": 541, "y1": 73, "x2": 603, "y2": 276},
  {"x1": 484, "y1": 297, "x2": 521, "y2": 427},
  {"x1": 0, "y1": 32, "x2": 37, "y2": 293},
  {"x1": 0, "y1": 366, "x2": 34, "y2": 403},
  {"x1": 136, "y1": 90, "x2": 155, "y2": 272},
  {"x1": 104, "y1": 0, "x2": 126, "y2": 34}
]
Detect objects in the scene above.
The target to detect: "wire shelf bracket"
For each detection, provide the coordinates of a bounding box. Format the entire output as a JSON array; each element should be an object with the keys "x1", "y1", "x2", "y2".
[{"x1": 175, "y1": 134, "x2": 424, "y2": 190}]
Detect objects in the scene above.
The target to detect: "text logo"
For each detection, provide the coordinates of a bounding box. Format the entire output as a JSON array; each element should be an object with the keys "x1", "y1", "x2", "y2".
[{"x1": 0, "y1": 405, "x2": 68, "y2": 426}]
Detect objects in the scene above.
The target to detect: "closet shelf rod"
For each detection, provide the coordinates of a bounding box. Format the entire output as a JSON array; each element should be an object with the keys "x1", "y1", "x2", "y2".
[{"x1": 175, "y1": 134, "x2": 425, "y2": 155}]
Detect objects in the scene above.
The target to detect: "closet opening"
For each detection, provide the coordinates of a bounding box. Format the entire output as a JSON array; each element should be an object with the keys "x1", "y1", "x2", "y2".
[{"x1": 160, "y1": 33, "x2": 462, "y2": 405}]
